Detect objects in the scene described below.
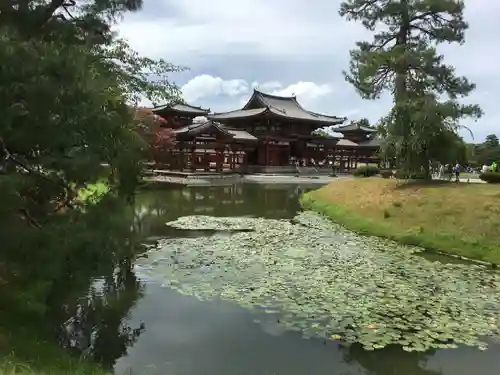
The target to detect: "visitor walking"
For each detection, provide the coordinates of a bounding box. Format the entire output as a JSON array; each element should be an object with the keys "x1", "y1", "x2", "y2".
[
  {"x1": 454, "y1": 163, "x2": 461, "y2": 182},
  {"x1": 446, "y1": 164, "x2": 452, "y2": 181},
  {"x1": 438, "y1": 164, "x2": 444, "y2": 180}
]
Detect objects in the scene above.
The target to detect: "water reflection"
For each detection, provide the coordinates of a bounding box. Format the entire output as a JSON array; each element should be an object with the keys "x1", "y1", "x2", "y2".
[
  {"x1": 343, "y1": 344, "x2": 442, "y2": 375},
  {"x1": 114, "y1": 285, "x2": 453, "y2": 375},
  {"x1": 58, "y1": 265, "x2": 145, "y2": 370},
  {"x1": 135, "y1": 184, "x2": 316, "y2": 239},
  {"x1": 53, "y1": 184, "x2": 500, "y2": 375}
]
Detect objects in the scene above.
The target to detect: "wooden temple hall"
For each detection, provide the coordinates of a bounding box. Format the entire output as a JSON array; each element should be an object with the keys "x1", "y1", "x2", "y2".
[{"x1": 151, "y1": 90, "x2": 381, "y2": 173}]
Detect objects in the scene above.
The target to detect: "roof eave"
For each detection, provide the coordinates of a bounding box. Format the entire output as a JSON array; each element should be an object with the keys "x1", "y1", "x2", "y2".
[
  {"x1": 267, "y1": 109, "x2": 344, "y2": 125},
  {"x1": 152, "y1": 103, "x2": 210, "y2": 116},
  {"x1": 208, "y1": 108, "x2": 270, "y2": 121}
]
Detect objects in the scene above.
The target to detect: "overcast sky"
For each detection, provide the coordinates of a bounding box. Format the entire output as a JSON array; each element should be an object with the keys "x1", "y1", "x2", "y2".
[{"x1": 116, "y1": 0, "x2": 498, "y2": 142}]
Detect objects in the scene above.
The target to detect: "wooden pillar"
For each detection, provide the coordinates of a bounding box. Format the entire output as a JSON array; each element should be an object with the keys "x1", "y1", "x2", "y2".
[
  {"x1": 229, "y1": 144, "x2": 236, "y2": 170},
  {"x1": 179, "y1": 142, "x2": 185, "y2": 171},
  {"x1": 190, "y1": 145, "x2": 196, "y2": 172},
  {"x1": 216, "y1": 144, "x2": 223, "y2": 172}
]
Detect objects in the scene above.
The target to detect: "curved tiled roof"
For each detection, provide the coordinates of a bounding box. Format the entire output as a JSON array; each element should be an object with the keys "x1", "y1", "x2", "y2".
[
  {"x1": 153, "y1": 102, "x2": 210, "y2": 115},
  {"x1": 174, "y1": 120, "x2": 257, "y2": 142},
  {"x1": 209, "y1": 108, "x2": 267, "y2": 120},
  {"x1": 334, "y1": 123, "x2": 377, "y2": 133},
  {"x1": 358, "y1": 137, "x2": 382, "y2": 147},
  {"x1": 209, "y1": 90, "x2": 346, "y2": 125},
  {"x1": 336, "y1": 139, "x2": 359, "y2": 147}
]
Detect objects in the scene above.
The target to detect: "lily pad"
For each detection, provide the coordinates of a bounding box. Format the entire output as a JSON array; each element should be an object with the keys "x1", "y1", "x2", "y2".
[{"x1": 135, "y1": 211, "x2": 500, "y2": 352}]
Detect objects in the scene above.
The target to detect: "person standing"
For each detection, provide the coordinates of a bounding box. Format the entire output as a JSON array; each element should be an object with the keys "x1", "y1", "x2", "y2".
[
  {"x1": 454, "y1": 163, "x2": 461, "y2": 182},
  {"x1": 438, "y1": 164, "x2": 444, "y2": 180}
]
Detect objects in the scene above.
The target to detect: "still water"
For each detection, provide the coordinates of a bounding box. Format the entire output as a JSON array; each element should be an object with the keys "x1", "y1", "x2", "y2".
[{"x1": 68, "y1": 184, "x2": 500, "y2": 375}]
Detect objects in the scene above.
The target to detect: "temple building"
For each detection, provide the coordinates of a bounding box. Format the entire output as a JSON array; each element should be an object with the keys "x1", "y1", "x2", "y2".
[
  {"x1": 151, "y1": 90, "x2": 381, "y2": 173},
  {"x1": 151, "y1": 102, "x2": 210, "y2": 128},
  {"x1": 333, "y1": 122, "x2": 382, "y2": 169}
]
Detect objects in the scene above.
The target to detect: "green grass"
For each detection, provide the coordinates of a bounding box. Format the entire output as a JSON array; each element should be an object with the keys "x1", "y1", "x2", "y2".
[
  {"x1": 301, "y1": 178, "x2": 500, "y2": 264},
  {"x1": 0, "y1": 326, "x2": 109, "y2": 375}
]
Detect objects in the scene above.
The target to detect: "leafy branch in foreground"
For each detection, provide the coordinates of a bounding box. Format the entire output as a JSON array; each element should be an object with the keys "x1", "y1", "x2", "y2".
[
  {"x1": 0, "y1": 0, "x2": 182, "y2": 317},
  {"x1": 340, "y1": 0, "x2": 482, "y2": 176},
  {"x1": 0, "y1": 0, "x2": 183, "y2": 218}
]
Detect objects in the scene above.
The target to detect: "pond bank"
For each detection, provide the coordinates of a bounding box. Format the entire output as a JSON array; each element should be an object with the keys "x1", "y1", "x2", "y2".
[
  {"x1": 0, "y1": 325, "x2": 109, "y2": 375},
  {"x1": 143, "y1": 173, "x2": 344, "y2": 186},
  {"x1": 301, "y1": 178, "x2": 500, "y2": 265}
]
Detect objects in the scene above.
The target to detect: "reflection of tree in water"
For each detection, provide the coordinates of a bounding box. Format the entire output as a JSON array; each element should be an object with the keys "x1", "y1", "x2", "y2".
[
  {"x1": 50, "y1": 184, "x2": 321, "y2": 369},
  {"x1": 342, "y1": 344, "x2": 442, "y2": 375},
  {"x1": 134, "y1": 184, "x2": 317, "y2": 237},
  {"x1": 49, "y1": 203, "x2": 147, "y2": 370},
  {"x1": 59, "y1": 264, "x2": 145, "y2": 370}
]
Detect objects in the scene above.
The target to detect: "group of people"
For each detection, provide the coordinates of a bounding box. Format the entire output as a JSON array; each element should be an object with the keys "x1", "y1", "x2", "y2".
[
  {"x1": 482, "y1": 162, "x2": 498, "y2": 173},
  {"x1": 434, "y1": 163, "x2": 462, "y2": 182},
  {"x1": 432, "y1": 161, "x2": 498, "y2": 182}
]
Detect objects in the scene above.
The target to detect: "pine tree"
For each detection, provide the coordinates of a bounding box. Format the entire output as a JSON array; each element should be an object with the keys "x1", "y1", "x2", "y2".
[{"x1": 339, "y1": 0, "x2": 482, "y2": 177}]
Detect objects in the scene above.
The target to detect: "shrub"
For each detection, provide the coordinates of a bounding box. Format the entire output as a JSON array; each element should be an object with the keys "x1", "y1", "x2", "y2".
[
  {"x1": 380, "y1": 170, "x2": 393, "y2": 179},
  {"x1": 410, "y1": 172, "x2": 426, "y2": 180},
  {"x1": 353, "y1": 166, "x2": 380, "y2": 177},
  {"x1": 479, "y1": 172, "x2": 500, "y2": 183},
  {"x1": 394, "y1": 170, "x2": 408, "y2": 179},
  {"x1": 394, "y1": 170, "x2": 426, "y2": 180}
]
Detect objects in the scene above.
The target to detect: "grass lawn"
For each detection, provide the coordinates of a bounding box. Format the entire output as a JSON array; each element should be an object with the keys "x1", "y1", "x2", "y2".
[
  {"x1": 0, "y1": 326, "x2": 108, "y2": 375},
  {"x1": 301, "y1": 178, "x2": 500, "y2": 264}
]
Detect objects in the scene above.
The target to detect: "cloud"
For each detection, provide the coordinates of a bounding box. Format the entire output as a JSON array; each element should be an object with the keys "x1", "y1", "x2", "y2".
[
  {"x1": 181, "y1": 74, "x2": 249, "y2": 102},
  {"x1": 270, "y1": 82, "x2": 333, "y2": 102},
  {"x1": 116, "y1": 0, "x2": 500, "y2": 142},
  {"x1": 116, "y1": 0, "x2": 366, "y2": 59},
  {"x1": 180, "y1": 75, "x2": 333, "y2": 111},
  {"x1": 183, "y1": 75, "x2": 334, "y2": 116}
]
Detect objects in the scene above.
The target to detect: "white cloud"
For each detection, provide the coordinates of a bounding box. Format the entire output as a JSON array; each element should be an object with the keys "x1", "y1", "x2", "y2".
[
  {"x1": 180, "y1": 75, "x2": 333, "y2": 111},
  {"x1": 181, "y1": 74, "x2": 249, "y2": 102},
  {"x1": 270, "y1": 82, "x2": 333, "y2": 103},
  {"x1": 116, "y1": 0, "x2": 500, "y2": 141},
  {"x1": 115, "y1": 0, "x2": 366, "y2": 59}
]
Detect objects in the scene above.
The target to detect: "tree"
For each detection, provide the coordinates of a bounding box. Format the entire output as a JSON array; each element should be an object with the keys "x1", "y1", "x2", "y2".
[
  {"x1": 312, "y1": 128, "x2": 331, "y2": 137},
  {"x1": 475, "y1": 134, "x2": 500, "y2": 166},
  {"x1": 0, "y1": 0, "x2": 180, "y2": 317},
  {"x1": 133, "y1": 107, "x2": 175, "y2": 167},
  {"x1": 484, "y1": 134, "x2": 499, "y2": 149},
  {"x1": 1, "y1": 0, "x2": 181, "y2": 217},
  {"x1": 340, "y1": 0, "x2": 482, "y2": 178},
  {"x1": 357, "y1": 117, "x2": 372, "y2": 128}
]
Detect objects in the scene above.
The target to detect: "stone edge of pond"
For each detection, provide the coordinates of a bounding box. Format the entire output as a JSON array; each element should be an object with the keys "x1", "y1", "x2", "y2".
[{"x1": 299, "y1": 191, "x2": 498, "y2": 270}]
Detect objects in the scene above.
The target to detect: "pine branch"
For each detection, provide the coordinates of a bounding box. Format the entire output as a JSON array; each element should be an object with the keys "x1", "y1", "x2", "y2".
[{"x1": 0, "y1": 137, "x2": 75, "y2": 215}]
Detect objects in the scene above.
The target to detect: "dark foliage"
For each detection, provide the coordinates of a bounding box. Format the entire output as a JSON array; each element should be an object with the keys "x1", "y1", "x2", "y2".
[
  {"x1": 479, "y1": 172, "x2": 500, "y2": 184},
  {"x1": 353, "y1": 165, "x2": 380, "y2": 177},
  {"x1": 394, "y1": 170, "x2": 426, "y2": 180},
  {"x1": 380, "y1": 170, "x2": 393, "y2": 179},
  {"x1": 0, "y1": 0, "x2": 179, "y2": 324}
]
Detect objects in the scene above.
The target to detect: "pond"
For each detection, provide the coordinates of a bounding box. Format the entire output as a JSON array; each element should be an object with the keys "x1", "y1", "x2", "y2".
[{"x1": 61, "y1": 183, "x2": 500, "y2": 375}]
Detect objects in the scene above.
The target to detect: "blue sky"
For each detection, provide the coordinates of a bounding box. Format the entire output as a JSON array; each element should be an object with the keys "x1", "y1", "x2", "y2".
[{"x1": 116, "y1": 0, "x2": 499, "y2": 142}]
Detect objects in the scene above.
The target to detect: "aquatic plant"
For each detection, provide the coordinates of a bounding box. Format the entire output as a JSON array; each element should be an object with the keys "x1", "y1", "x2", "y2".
[{"x1": 135, "y1": 212, "x2": 500, "y2": 352}]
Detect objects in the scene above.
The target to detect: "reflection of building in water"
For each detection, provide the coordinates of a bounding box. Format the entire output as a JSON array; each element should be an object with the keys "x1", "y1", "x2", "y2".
[{"x1": 135, "y1": 185, "x2": 306, "y2": 228}]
